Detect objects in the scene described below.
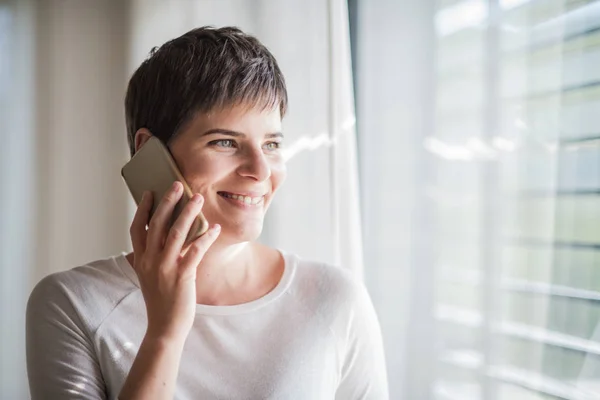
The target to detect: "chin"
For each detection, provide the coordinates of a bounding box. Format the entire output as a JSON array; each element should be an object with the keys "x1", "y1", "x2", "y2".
[{"x1": 220, "y1": 222, "x2": 264, "y2": 243}]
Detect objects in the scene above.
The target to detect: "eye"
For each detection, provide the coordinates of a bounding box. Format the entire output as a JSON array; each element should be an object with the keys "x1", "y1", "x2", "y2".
[
  {"x1": 209, "y1": 139, "x2": 237, "y2": 148},
  {"x1": 264, "y1": 141, "x2": 282, "y2": 151}
]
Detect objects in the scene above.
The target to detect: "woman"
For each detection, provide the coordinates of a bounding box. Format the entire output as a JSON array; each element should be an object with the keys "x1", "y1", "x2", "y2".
[{"x1": 26, "y1": 26, "x2": 388, "y2": 400}]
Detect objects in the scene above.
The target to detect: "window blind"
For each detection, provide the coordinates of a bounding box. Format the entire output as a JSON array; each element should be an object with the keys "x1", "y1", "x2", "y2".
[{"x1": 433, "y1": 0, "x2": 600, "y2": 399}]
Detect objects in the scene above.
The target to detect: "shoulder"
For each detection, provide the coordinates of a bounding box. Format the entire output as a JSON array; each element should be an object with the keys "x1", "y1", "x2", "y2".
[
  {"x1": 27, "y1": 254, "x2": 138, "y2": 333},
  {"x1": 286, "y1": 254, "x2": 373, "y2": 322},
  {"x1": 293, "y1": 256, "x2": 365, "y2": 296}
]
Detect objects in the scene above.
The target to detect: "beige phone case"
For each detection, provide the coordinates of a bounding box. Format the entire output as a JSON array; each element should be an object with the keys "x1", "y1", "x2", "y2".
[{"x1": 121, "y1": 136, "x2": 209, "y2": 243}]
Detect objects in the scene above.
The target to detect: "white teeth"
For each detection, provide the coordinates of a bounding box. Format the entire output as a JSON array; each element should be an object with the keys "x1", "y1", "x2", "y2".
[{"x1": 221, "y1": 192, "x2": 263, "y2": 205}]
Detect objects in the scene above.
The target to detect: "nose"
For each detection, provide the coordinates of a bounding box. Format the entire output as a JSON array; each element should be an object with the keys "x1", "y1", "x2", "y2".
[{"x1": 237, "y1": 146, "x2": 271, "y2": 182}]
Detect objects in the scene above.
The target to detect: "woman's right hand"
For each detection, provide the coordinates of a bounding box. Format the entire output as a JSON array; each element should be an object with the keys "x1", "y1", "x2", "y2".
[{"x1": 129, "y1": 181, "x2": 221, "y2": 343}]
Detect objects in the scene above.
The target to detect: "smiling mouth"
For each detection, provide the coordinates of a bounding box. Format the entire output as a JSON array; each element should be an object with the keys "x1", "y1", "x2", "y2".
[{"x1": 217, "y1": 191, "x2": 265, "y2": 206}]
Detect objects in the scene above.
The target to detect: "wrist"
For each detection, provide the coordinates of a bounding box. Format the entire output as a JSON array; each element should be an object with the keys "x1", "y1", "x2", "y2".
[{"x1": 143, "y1": 330, "x2": 188, "y2": 350}]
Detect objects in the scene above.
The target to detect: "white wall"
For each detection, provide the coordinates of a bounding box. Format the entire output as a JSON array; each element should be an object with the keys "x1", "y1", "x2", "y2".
[{"x1": 1, "y1": 1, "x2": 36, "y2": 397}]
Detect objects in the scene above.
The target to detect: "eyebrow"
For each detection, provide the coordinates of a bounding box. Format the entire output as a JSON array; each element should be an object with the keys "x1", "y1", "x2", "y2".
[{"x1": 200, "y1": 128, "x2": 283, "y2": 139}]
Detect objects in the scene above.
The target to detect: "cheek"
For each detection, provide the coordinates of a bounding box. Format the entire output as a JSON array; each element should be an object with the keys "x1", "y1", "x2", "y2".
[
  {"x1": 270, "y1": 161, "x2": 287, "y2": 190},
  {"x1": 177, "y1": 154, "x2": 225, "y2": 190}
]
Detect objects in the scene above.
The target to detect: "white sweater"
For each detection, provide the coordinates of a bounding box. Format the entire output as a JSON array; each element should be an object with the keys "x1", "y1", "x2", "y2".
[{"x1": 26, "y1": 251, "x2": 388, "y2": 400}]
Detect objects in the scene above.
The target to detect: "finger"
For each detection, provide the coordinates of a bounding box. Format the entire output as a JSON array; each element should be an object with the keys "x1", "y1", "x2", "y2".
[
  {"x1": 162, "y1": 193, "x2": 205, "y2": 263},
  {"x1": 130, "y1": 191, "x2": 153, "y2": 257},
  {"x1": 179, "y1": 224, "x2": 221, "y2": 275},
  {"x1": 146, "y1": 181, "x2": 184, "y2": 252}
]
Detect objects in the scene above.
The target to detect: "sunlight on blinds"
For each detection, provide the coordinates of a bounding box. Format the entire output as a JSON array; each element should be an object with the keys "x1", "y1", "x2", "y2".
[{"x1": 432, "y1": 0, "x2": 600, "y2": 399}]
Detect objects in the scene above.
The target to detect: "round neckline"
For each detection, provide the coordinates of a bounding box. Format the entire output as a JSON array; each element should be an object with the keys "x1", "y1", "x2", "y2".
[{"x1": 115, "y1": 249, "x2": 296, "y2": 316}]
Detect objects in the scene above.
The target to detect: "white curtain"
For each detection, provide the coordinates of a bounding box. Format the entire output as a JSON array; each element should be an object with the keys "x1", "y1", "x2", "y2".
[
  {"x1": 2, "y1": 1, "x2": 130, "y2": 396},
  {"x1": 1, "y1": 0, "x2": 364, "y2": 397},
  {"x1": 353, "y1": 0, "x2": 436, "y2": 397}
]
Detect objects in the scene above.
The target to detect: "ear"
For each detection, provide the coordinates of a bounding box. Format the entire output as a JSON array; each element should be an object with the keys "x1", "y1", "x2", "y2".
[{"x1": 134, "y1": 128, "x2": 153, "y2": 153}]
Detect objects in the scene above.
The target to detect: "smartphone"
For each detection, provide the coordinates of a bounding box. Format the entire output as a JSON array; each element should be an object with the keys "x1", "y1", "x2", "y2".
[{"x1": 121, "y1": 136, "x2": 209, "y2": 244}]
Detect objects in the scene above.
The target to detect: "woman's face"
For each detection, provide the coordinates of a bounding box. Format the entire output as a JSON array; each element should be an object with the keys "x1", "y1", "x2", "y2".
[{"x1": 168, "y1": 105, "x2": 286, "y2": 243}]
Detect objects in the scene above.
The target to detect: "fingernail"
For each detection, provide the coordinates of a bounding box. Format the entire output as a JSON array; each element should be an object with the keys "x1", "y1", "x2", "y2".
[
  {"x1": 191, "y1": 194, "x2": 202, "y2": 203},
  {"x1": 214, "y1": 224, "x2": 221, "y2": 233},
  {"x1": 172, "y1": 181, "x2": 181, "y2": 192},
  {"x1": 141, "y1": 191, "x2": 148, "y2": 202}
]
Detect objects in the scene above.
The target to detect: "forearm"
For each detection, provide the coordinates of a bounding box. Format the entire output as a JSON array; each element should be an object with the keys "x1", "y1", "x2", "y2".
[{"x1": 119, "y1": 334, "x2": 186, "y2": 400}]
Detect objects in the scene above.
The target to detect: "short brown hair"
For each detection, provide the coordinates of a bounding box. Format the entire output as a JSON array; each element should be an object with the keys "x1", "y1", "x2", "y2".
[{"x1": 124, "y1": 26, "x2": 288, "y2": 156}]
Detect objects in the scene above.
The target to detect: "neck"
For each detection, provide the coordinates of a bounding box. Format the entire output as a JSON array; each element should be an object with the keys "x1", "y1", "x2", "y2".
[
  {"x1": 126, "y1": 239, "x2": 282, "y2": 307},
  {"x1": 194, "y1": 239, "x2": 256, "y2": 302}
]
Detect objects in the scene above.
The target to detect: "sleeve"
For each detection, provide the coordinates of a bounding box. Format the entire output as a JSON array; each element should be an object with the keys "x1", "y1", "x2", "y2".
[
  {"x1": 335, "y1": 282, "x2": 389, "y2": 400},
  {"x1": 26, "y1": 274, "x2": 108, "y2": 399}
]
